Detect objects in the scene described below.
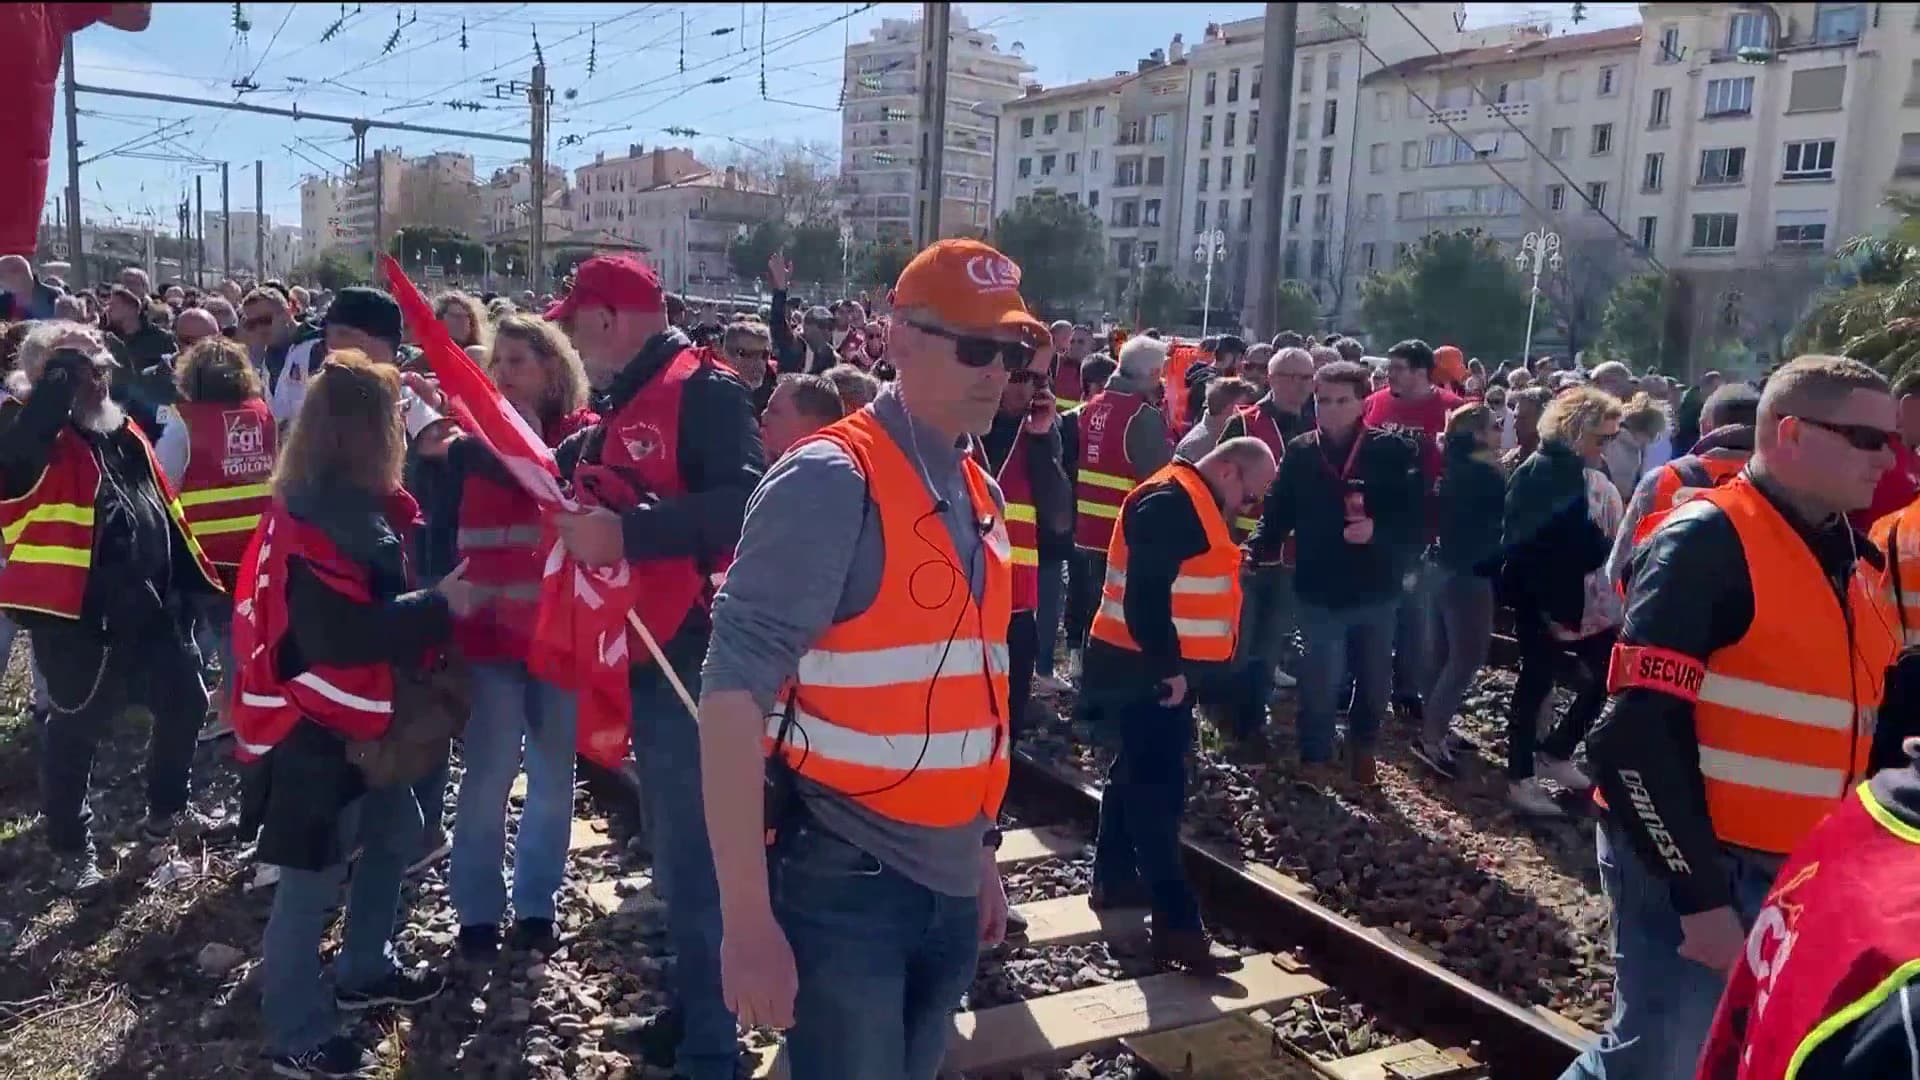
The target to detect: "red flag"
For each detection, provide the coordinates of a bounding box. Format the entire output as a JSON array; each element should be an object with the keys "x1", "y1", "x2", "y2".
[{"x1": 380, "y1": 255, "x2": 638, "y2": 766}]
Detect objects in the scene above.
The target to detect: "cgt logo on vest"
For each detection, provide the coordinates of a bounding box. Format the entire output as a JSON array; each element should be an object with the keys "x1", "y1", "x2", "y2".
[
  {"x1": 222, "y1": 409, "x2": 273, "y2": 478},
  {"x1": 1742, "y1": 861, "x2": 1819, "y2": 1045},
  {"x1": 618, "y1": 420, "x2": 665, "y2": 462}
]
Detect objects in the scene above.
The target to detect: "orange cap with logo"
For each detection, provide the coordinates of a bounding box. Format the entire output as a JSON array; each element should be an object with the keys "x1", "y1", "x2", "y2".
[{"x1": 890, "y1": 239, "x2": 1050, "y2": 345}]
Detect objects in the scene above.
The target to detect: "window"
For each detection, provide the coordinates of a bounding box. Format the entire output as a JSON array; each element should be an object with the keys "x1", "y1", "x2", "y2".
[
  {"x1": 1728, "y1": 11, "x2": 1770, "y2": 52},
  {"x1": 1787, "y1": 66, "x2": 1846, "y2": 113},
  {"x1": 1217, "y1": 199, "x2": 1229, "y2": 230},
  {"x1": 1784, "y1": 139, "x2": 1837, "y2": 180},
  {"x1": 1775, "y1": 209, "x2": 1828, "y2": 249},
  {"x1": 1068, "y1": 109, "x2": 1085, "y2": 133},
  {"x1": 1599, "y1": 65, "x2": 1619, "y2": 96},
  {"x1": 1397, "y1": 192, "x2": 1419, "y2": 219},
  {"x1": 1296, "y1": 102, "x2": 1311, "y2": 141},
  {"x1": 1364, "y1": 193, "x2": 1383, "y2": 220},
  {"x1": 1311, "y1": 237, "x2": 1326, "y2": 275},
  {"x1": 1649, "y1": 87, "x2": 1671, "y2": 128},
  {"x1": 1241, "y1": 199, "x2": 1254, "y2": 232},
  {"x1": 1658, "y1": 23, "x2": 1682, "y2": 63},
  {"x1": 1586, "y1": 181, "x2": 1607, "y2": 213},
  {"x1": 1283, "y1": 241, "x2": 1299, "y2": 277},
  {"x1": 1228, "y1": 67, "x2": 1241, "y2": 103},
  {"x1": 1143, "y1": 199, "x2": 1161, "y2": 227},
  {"x1": 1326, "y1": 52, "x2": 1342, "y2": 90},
  {"x1": 1322, "y1": 99, "x2": 1338, "y2": 137},
  {"x1": 1249, "y1": 111, "x2": 1259, "y2": 142},
  {"x1": 1150, "y1": 113, "x2": 1171, "y2": 142},
  {"x1": 1705, "y1": 77, "x2": 1755, "y2": 117},
  {"x1": 1591, "y1": 123, "x2": 1614, "y2": 155},
  {"x1": 1205, "y1": 72, "x2": 1217, "y2": 106},
  {"x1": 1040, "y1": 153, "x2": 1056, "y2": 176},
  {"x1": 1019, "y1": 117, "x2": 1034, "y2": 138},
  {"x1": 1288, "y1": 194, "x2": 1302, "y2": 227},
  {"x1": 1909, "y1": 60, "x2": 1920, "y2": 104},
  {"x1": 1293, "y1": 149, "x2": 1307, "y2": 185},
  {"x1": 1318, "y1": 147, "x2": 1334, "y2": 183},
  {"x1": 1201, "y1": 115, "x2": 1214, "y2": 149},
  {"x1": 1225, "y1": 112, "x2": 1238, "y2": 147},
  {"x1": 1491, "y1": 79, "x2": 1528, "y2": 104},
  {"x1": 1116, "y1": 200, "x2": 1139, "y2": 227},
  {"x1": 1197, "y1": 158, "x2": 1210, "y2": 191},
  {"x1": 1090, "y1": 149, "x2": 1101, "y2": 170},
  {"x1": 1252, "y1": 65, "x2": 1262, "y2": 101},
  {"x1": 1369, "y1": 142, "x2": 1389, "y2": 172},
  {"x1": 1220, "y1": 156, "x2": 1233, "y2": 187},
  {"x1": 1245, "y1": 154, "x2": 1257, "y2": 187},
  {"x1": 1691, "y1": 212, "x2": 1739, "y2": 249},
  {"x1": 1139, "y1": 241, "x2": 1159, "y2": 264},
  {"x1": 1548, "y1": 183, "x2": 1566, "y2": 211},
  {"x1": 1196, "y1": 201, "x2": 1208, "y2": 230},
  {"x1": 1298, "y1": 55, "x2": 1314, "y2": 91},
  {"x1": 1116, "y1": 158, "x2": 1143, "y2": 186},
  {"x1": 1065, "y1": 152, "x2": 1078, "y2": 173},
  {"x1": 1550, "y1": 127, "x2": 1571, "y2": 158},
  {"x1": 1044, "y1": 113, "x2": 1059, "y2": 135},
  {"x1": 1017, "y1": 157, "x2": 1031, "y2": 178},
  {"x1": 1699, "y1": 147, "x2": 1747, "y2": 184},
  {"x1": 1314, "y1": 193, "x2": 1330, "y2": 227},
  {"x1": 1407, "y1": 91, "x2": 1423, "y2": 117},
  {"x1": 1114, "y1": 240, "x2": 1132, "y2": 265},
  {"x1": 1088, "y1": 190, "x2": 1099, "y2": 209},
  {"x1": 1814, "y1": 4, "x2": 1864, "y2": 44},
  {"x1": 1637, "y1": 215, "x2": 1657, "y2": 253},
  {"x1": 1147, "y1": 156, "x2": 1166, "y2": 184},
  {"x1": 1643, "y1": 152, "x2": 1665, "y2": 191},
  {"x1": 1556, "y1": 70, "x2": 1579, "y2": 103},
  {"x1": 1402, "y1": 140, "x2": 1420, "y2": 169},
  {"x1": 1093, "y1": 106, "x2": 1105, "y2": 127},
  {"x1": 1361, "y1": 241, "x2": 1377, "y2": 270},
  {"x1": 1375, "y1": 91, "x2": 1392, "y2": 121}
]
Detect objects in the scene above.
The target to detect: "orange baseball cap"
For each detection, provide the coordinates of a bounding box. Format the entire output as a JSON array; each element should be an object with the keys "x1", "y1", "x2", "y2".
[{"x1": 890, "y1": 239, "x2": 1050, "y2": 345}]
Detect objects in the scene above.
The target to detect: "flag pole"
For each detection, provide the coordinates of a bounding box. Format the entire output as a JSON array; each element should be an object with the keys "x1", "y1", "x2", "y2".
[{"x1": 627, "y1": 611, "x2": 700, "y2": 719}]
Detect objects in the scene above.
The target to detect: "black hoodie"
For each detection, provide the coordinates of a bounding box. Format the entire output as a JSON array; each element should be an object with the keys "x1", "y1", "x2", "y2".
[{"x1": 1435, "y1": 432, "x2": 1506, "y2": 577}]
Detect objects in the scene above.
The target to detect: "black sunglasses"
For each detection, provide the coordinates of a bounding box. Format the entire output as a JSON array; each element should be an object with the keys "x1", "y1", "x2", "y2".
[
  {"x1": 906, "y1": 320, "x2": 1034, "y2": 372},
  {"x1": 1789, "y1": 414, "x2": 1897, "y2": 453}
]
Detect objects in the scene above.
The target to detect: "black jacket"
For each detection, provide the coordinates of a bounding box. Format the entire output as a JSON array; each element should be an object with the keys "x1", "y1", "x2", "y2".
[
  {"x1": 1247, "y1": 425, "x2": 1423, "y2": 610},
  {"x1": 1435, "y1": 433, "x2": 1506, "y2": 577},
  {"x1": 557, "y1": 329, "x2": 765, "y2": 647},
  {"x1": 1502, "y1": 441, "x2": 1609, "y2": 626},
  {"x1": 767, "y1": 289, "x2": 836, "y2": 374},
  {"x1": 1585, "y1": 471, "x2": 1910, "y2": 914}
]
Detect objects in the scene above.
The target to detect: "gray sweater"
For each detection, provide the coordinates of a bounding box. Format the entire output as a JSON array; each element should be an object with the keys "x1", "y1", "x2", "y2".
[{"x1": 701, "y1": 386, "x2": 1000, "y2": 897}]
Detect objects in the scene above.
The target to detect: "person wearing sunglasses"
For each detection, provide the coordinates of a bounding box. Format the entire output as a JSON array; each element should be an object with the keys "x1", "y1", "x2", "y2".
[
  {"x1": 699, "y1": 238, "x2": 1047, "y2": 1080},
  {"x1": 719, "y1": 319, "x2": 775, "y2": 415},
  {"x1": 1567, "y1": 355, "x2": 1905, "y2": 1080}
]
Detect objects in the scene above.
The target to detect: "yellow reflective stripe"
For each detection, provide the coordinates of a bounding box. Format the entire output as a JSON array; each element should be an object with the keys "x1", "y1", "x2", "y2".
[
  {"x1": 192, "y1": 515, "x2": 263, "y2": 536},
  {"x1": 1233, "y1": 515, "x2": 1259, "y2": 533},
  {"x1": 1784, "y1": 956, "x2": 1920, "y2": 1079},
  {"x1": 1075, "y1": 500, "x2": 1119, "y2": 519},
  {"x1": 1858, "y1": 780, "x2": 1920, "y2": 844},
  {"x1": 1004, "y1": 502, "x2": 1036, "y2": 524},
  {"x1": 1011, "y1": 546, "x2": 1038, "y2": 566},
  {"x1": 7, "y1": 543, "x2": 91, "y2": 567},
  {"x1": 1, "y1": 502, "x2": 94, "y2": 545},
  {"x1": 177, "y1": 482, "x2": 272, "y2": 508},
  {"x1": 1079, "y1": 470, "x2": 1134, "y2": 492},
  {"x1": 1054, "y1": 397, "x2": 1080, "y2": 409}
]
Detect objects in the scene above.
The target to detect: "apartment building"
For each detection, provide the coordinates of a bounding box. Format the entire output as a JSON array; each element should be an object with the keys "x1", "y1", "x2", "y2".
[
  {"x1": 841, "y1": 11, "x2": 1032, "y2": 244},
  {"x1": 298, "y1": 149, "x2": 482, "y2": 254},
  {"x1": 481, "y1": 162, "x2": 571, "y2": 240},
  {"x1": 199, "y1": 210, "x2": 269, "y2": 277},
  {"x1": 299, "y1": 176, "x2": 345, "y2": 255},
  {"x1": 573, "y1": 151, "x2": 781, "y2": 292}
]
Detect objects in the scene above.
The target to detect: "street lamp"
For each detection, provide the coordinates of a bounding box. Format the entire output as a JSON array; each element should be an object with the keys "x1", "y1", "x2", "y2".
[
  {"x1": 1194, "y1": 229, "x2": 1228, "y2": 338},
  {"x1": 1514, "y1": 227, "x2": 1562, "y2": 366}
]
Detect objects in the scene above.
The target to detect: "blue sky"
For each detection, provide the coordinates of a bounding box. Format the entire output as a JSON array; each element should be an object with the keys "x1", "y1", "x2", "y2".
[{"x1": 57, "y1": 1, "x2": 1641, "y2": 235}]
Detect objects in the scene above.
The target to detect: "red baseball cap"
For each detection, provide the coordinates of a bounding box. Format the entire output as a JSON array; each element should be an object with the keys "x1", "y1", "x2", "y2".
[{"x1": 544, "y1": 254, "x2": 664, "y2": 322}]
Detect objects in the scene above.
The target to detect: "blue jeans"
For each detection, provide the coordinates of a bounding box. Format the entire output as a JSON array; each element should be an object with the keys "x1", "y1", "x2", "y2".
[
  {"x1": 1393, "y1": 557, "x2": 1440, "y2": 706},
  {"x1": 450, "y1": 661, "x2": 578, "y2": 926},
  {"x1": 261, "y1": 781, "x2": 423, "y2": 1056},
  {"x1": 1034, "y1": 557, "x2": 1068, "y2": 678},
  {"x1": 1093, "y1": 693, "x2": 1200, "y2": 931},
  {"x1": 1232, "y1": 563, "x2": 1296, "y2": 739},
  {"x1": 1296, "y1": 600, "x2": 1396, "y2": 763},
  {"x1": 773, "y1": 824, "x2": 979, "y2": 1080},
  {"x1": 1557, "y1": 822, "x2": 1776, "y2": 1080},
  {"x1": 633, "y1": 636, "x2": 736, "y2": 1080}
]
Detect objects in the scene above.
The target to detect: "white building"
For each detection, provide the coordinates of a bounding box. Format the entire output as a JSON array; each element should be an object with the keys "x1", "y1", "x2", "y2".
[
  {"x1": 481, "y1": 162, "x2": 572, "y2": 240},
  {"x1": 299, "y1": 176, "x2": 346, "y2": 254},
  {"x1": 265, "y1": 224, "x2": 304, "y2": 278},
  {"x1": 842, "y1": 11, "x2": 1033, "y2": 244},
  {"x1": 573, "y1": 149, "x2": 782, "y2": 291},
  {"x1": 199, "y1": 210, "x2": 268, "y2": 277}
]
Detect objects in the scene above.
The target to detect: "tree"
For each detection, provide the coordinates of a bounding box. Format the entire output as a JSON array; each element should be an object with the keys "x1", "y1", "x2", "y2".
[
  {"x1": 388, "y1": 226, "x2": 483, "y2": 280},
  {"x1": 1136, "y1": 265, "x2": 1191, "y2": 329},
  {"x1": 1357, "y1": 229, "x2": 1531, "y2": 362},
  {"x1": 1545, "y1": 224, "x2": 1636, "y2": 361},
  {"x1": 711, "y1": 138, "x2": 842, "y2": 223},
  {"x1": 551, "y1": 248, "x2": 596, "y2": 284},
  {"x1": 728, "y1": 220, "x2": 786, "y2": 282},
  {"x1": 786, "y1": 220, "x2": 843, "y2": 286},
  {"x1": 1273, "y1": 279, "x2": 1322, "y2": 336},
  {"x1": 294, "y1": 249, "x2": 369, "y2": 291},
  {"x1": 856, "y1": 239, "x2": 915, "y2": 290},
  {"x1": 1595, "y1": 272, "x2": 1670, "y2": 370},
  {"x1": 992, "y1": 195, "x2": 1104, "y2": 317}
]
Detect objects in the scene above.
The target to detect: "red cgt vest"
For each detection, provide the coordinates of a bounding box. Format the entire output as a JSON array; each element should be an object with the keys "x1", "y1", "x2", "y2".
[
  {"x1": 572, "y1": 346, "x2": 721, "y2": 658},
  {"x1": 972, "y1": 434, "x2": 1038, "y2": 612},
  {"x1": 1052, "y1": 354, "x2": 1085, "y2": 411},
  {"x1": 1696, "y1": 780, "x2": 1920, "y2": 1080},
  {"x1": 1074, "y1": 390, "x2": 1151, "y2": 552},
  {"x1": 229, "y1": 493, "x2": 426, "y2": 761},
  {"x1": 1230, "y1": 402, "x2": 1292, "y2": 553},
  {"x1": 173, "y1": 399, "x2": 276, "y2": 571}
]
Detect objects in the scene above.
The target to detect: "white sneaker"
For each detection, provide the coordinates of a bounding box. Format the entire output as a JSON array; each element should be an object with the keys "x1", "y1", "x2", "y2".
[
  {"x1": 1270, "y1": 667, "x2": 1298, "y2": 690},
  {"x1": 1535, "y1": 754, "x2": 1592, "y2": 790},
  {"x1": 246, "y1": 863, "x2": 281, "y2": 892},
  {"x1": 1507, "y1": 778, "x2": 1566, "y2": 817}
]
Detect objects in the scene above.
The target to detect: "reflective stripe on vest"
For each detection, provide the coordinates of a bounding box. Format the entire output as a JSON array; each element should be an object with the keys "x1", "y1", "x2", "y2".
[
  {"x1": 765, "y1": 707, "x2": 1003, "y2": 771},
  {"x1": 797, "y1": 638, "x2": 1010, "y2": 687},
  {"x1": 179, "y1": 481, "x2": 272, "y2": 534},
  {"x1": 1004, "y1": 502, "x2": 1040, "y2": 565},
  {"x1": 174, "y1": 400, "x2": 276, "y2": 567},
  {"x1": 1087, "y1": 462, "x2": 1243, "y2": 662},
  {"x1": 456, "y1": 524, "x2": 546, "y2": 549},
  {"x1": 291, "y1": 670, "x2": 393, "y2": 715},
  {"x1": 1074, "y1": 391, "x2": 1149, "y2": 550}
]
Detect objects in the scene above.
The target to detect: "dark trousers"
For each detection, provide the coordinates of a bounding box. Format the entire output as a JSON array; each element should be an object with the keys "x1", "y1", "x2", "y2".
[
  {"x1": 1092, "y1": 693, "x2": 1200, "y2": 932},
  {"x1": 1507, "y1": 612, "x2": 1614, "y2": 780},
  {"x1": 1064, "y1": 548, "x2": 1107, "y2": 654},
  {"x1": 34, "y1": 613, "x2": 208, "y2": 853},
  {"x1": 1007, "y1": 610, "x2": 1037, "y2": 746}
]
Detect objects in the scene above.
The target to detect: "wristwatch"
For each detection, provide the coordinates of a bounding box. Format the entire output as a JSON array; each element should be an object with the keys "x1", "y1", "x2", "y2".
[{"x1": 982, "y1": 826, "x2": 1003, "y2": 850}]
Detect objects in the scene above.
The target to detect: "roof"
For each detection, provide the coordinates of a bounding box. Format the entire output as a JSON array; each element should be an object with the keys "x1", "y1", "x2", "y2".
[
  {"x1": 1364, "y1": 25, "x2": 1641, "y2": 84},
  {"x1": 1007, "y1": 72, "x2": 1138, "y2": 108}
]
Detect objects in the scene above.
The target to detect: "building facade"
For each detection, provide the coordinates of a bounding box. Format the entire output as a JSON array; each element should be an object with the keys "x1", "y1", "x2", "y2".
[
  {"x1": 481, "y1": 162, "x2": 570, "y2": 240},
  {"x1": 841, "y1": 11, "x2": 1032, "y2": 244},
  {"x1": 573, "y1": 150, "x2": 781, "y2": 291}
]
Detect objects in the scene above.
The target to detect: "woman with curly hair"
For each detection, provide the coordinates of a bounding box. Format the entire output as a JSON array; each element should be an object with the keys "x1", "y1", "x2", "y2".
[{"x1": 433, "y1": 290, "x2": 491, "y2": 352}]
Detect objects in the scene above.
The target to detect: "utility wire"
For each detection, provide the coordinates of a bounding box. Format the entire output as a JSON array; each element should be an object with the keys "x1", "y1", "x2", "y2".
[
  {"x1": 238, "y1": 4, "x2": 297, "y2": 89},
  {"x1": 575, "y1": 2, "x2": 873, "y2": 110}
]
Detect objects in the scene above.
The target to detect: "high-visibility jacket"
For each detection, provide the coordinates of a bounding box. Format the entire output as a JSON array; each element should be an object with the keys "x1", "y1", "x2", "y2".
[
  {"x1": 1869, "y1": 496, "x2": 1920, "y2": 649},
  {"x1": 1052, "y1": 354, "x2": 1084, "y2": 411},
  {"x1": 1074, "y1": 390, "x2": 1152, "y2": 552},
  {"x1": 229, "y1": 494, "x2": 424, "y2": 760},
  {"x1": 573, "y1": 346, "x2": 721, "y2": 660},
  {"x1": 771, "y1": 409, "x2": 1012, "y2": 827},
  {"x1": 0, "y1": 423, "x2": 222, "y2": 619},
  {"x1": 1608, "y1": 477, "x2": 1898, "y2": 855},
  {"x1": 1628, "y1": 453, "x2": 1747, "y2": 551},
  {"x1": 1229, "y1": 402, "x2": 1289, "y2": 543},
  {"x1": 1696, "y1": 779, "x2": 1920, "y2": 1080},
  {"x1": 1088, "y1": 461, "x2": 1243, "y2": 662},
  {"x1": 172, "y1": 399, "x2": 276, "y2": 571},
  {"x1": 975, "y1": 434, "x2": 1039, "y2": 612}
]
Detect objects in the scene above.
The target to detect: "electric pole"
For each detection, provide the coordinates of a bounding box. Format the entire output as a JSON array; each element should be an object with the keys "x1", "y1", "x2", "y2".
[
  {"x1": 194, "y1": 174, "x2": 205, "y2": 285},
  {"x1": 63, "y1": 38, "x2": 84, "y2": 284},
  {"x1": 530, "y1": 63, "x2": 549, "y2": 294},
  {"x1": 912, "y1": 2, "x2": 952, "y2": 250},
  {"x1": 255, "y1": 160, "x2": 265, "y2": 278},
  {"x1": 220, "y1": 160, "x2": 231, "y2": 281},
  {"x1": 372, "y1": 149, "x2": 385, "y2": 267},
  {"x1": 1248, "y1": 3, "x2": 1299, "y2": 338}
]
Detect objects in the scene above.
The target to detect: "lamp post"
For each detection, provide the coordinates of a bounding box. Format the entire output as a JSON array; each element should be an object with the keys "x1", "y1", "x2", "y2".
[
  {"x1": 1514, "y1": 227, "x2": 1562, "y2": 367},
  {"x1": 1194, "y1": 228, "x2": 1228, "y2": 338}
]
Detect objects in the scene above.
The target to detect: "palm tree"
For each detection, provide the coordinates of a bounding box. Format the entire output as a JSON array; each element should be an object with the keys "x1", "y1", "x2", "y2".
[{"x1": 1792, "y1": 192, "x2": 1920, "y2": 374}]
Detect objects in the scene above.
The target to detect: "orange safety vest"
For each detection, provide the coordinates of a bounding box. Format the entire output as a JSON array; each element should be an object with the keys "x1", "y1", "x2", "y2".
[
  {"x1": 770, "y1": 409, "x2": 1013, "y2": 827},
  {"x1": 173, "y1": 399, "x2": 276, "y2": 570},
  {"x1": 1088, "y1": 461, "x2": 1243, "y2": 662},
  {"x1": 1609, "y1": 477, "x2": 1898, "y2": 855},
  {"x1": 1074, "y1": 389, "x2": 1152, "y2": 552},
  {"x1": 0, "y1": 424, "x2": 222, "y2": 619},
  {"x1": 1628, "y1": 453, "x2": 1748, "y2": 551},
  {"x1": 1869, "y1": 495, "x2": 1920, "y2": 650}
]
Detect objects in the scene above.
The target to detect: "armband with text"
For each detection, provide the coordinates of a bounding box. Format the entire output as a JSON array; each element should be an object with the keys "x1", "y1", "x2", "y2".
[{"x1": 1606, "y1": 644, "x2": 1705, "y2": 701}]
